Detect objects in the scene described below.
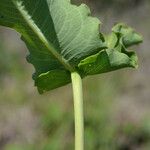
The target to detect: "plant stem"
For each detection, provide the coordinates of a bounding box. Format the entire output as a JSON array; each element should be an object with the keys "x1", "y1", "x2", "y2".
[{"x1": 71, "y1": 72, "x2": 84, "y2": 150}]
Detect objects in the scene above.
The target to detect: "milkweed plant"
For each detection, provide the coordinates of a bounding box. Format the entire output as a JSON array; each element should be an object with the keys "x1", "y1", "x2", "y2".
[{"x1": 0, "y1": 0, "x2": 143, "y2": 150}]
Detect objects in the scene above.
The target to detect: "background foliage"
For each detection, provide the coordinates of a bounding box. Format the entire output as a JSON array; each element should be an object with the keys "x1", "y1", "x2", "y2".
[{"x1": 0, "y1": 0, "x2": 150, "y2": 150}]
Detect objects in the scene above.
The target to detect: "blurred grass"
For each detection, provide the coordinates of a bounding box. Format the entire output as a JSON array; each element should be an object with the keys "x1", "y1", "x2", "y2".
[{"x1": 0, "y1": 0, "x2": 150, "y2": 150}]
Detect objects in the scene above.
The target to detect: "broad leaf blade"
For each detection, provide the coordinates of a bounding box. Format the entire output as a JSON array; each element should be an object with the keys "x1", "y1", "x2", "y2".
[{"x1": 0, "y1": 0, "x2": 106, "y2": 92}]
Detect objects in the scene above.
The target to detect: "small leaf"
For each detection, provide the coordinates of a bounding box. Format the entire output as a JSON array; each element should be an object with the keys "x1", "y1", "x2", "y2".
[{"x1": 78, "y1": 23, "x2": 142, "y2": 75}]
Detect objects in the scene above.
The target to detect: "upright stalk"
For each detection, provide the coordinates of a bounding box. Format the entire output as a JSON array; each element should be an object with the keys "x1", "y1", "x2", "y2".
[{"x1": 71, "y1": 72, "x2": 84, "y2": 150}]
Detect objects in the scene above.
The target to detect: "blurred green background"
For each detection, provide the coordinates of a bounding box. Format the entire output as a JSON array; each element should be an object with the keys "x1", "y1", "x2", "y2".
[{"x1": 0, "y1": 0, "x2": 150, "y2": 150}]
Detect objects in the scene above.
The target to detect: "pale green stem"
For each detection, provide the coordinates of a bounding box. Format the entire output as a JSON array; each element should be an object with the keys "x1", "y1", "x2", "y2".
[{"x1": 71, "y1": 72, "x2": 84, "y2": 150}]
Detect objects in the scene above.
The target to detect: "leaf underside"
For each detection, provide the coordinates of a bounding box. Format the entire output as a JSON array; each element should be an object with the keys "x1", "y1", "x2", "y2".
[{"x1": 0, "y1": 0, "x2": 142, "y2": 93}]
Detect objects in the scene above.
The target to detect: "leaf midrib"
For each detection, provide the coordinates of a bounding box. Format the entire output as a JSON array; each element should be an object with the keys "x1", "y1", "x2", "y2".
[{"x1": 13, "y1": 0, "x2": 74, "y2": 72}]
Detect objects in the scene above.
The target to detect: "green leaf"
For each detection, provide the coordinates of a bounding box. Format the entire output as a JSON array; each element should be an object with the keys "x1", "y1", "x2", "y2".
[
  {"x1": 78, "y1": 23, "x2": 142, "y2": 75},
  {"x1": 0, "y1": 0, "x2": 106, "y2": 92},
  {"x1": 0, "y1": 1, "x2": 142, "y2": 93}
]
